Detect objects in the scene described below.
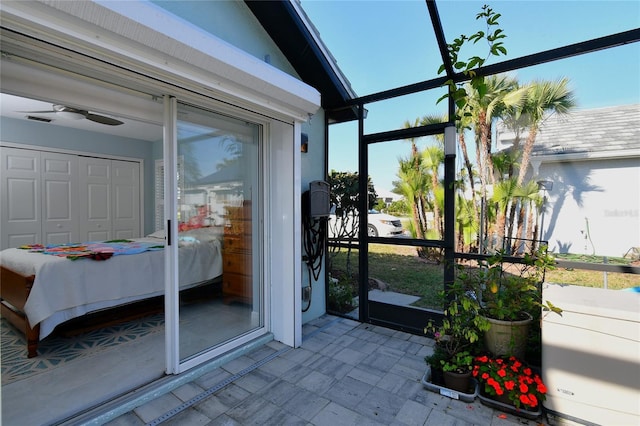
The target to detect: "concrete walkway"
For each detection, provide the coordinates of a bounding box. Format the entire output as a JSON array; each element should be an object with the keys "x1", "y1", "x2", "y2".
[{"x1": 99, "y1": 315, "x2": 547, "y2": 425}]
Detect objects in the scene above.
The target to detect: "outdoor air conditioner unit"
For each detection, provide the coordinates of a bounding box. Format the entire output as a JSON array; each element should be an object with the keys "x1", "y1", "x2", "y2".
[{"x1": 541, "y1": 283, "x2": 640, "y2": 425}]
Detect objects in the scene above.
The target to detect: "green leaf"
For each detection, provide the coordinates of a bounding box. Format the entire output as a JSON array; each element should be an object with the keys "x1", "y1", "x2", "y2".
[{"x1": 436, "y1": 93, "x2": 449, "y2": 105}]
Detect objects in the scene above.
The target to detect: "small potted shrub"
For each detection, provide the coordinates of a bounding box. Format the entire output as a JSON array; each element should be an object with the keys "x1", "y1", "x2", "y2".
[
  {"x1": 424, "y1": 276, "x2": 490, "y2": 392},
  {"x1": 441, "y1": 351, "x2": 474, "y2": 393},
  {"x1": 471, "y1": 246, "x2": 561, "y2": 359},
  {"x1": 424, "y1": 344, "x2": 449, "y2": 386}
]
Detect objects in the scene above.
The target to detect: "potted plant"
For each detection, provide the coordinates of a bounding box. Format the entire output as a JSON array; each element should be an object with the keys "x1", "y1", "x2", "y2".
[
  {"x1": 471, "y1": 245, "x2": 561, "y2": 359},
  {"x1": 424, "y1": 344, "x2": 449, "y2": 386},
  {"x1": 473, "y1": 354, "x2": 548, "y2": 419},
  {"x1": 424, "y1": 276, "x2": 490, "y2": 393},
  {"x1": 441, "y1": 351, "x2": 474, "y2": 393}
]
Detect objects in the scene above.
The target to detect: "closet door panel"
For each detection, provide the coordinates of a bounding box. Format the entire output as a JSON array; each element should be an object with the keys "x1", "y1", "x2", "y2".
[
  {"x1": 0, "y1": 147, "x2": 41, "y2": 249},
  {"x1": 79, "y1": 157, "x2": 111, "y2": 241},
  {"x1": 112, "y1": 160, "x2": 140, "y2": 239},
  {"x1": 42, "y1": 152, "x2": 79, "y2": 245}
]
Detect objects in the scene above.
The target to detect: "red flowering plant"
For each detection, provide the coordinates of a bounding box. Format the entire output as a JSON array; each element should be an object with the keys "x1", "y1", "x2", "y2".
[{"x1": 473, "y1": 355, "x2": 547, "y2": 409}]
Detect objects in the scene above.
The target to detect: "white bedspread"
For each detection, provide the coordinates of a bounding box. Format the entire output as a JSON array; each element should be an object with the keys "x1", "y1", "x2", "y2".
[{"x1": 0, "y1": 231, "x2": 223, "y2": 339}]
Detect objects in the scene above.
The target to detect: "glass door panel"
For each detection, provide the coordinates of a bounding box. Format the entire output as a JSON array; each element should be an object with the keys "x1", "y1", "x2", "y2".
[{"x1": 176, "y1": 102, "x2": 261, "y2": 362}]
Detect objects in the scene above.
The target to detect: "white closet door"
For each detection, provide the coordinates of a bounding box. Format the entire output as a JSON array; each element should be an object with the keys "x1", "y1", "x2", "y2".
[
  {"x1": 41, "y1": 151, "x2": 79, "y2": 245},
  {"x1": 79, "y1": 157, "x2": 112, "y2": 241},
  {"x1": 112, "y1": 160, "x2": 140, "y2": 239},
  {"x1": 0, "y1": 147, "x2": 41, "y2": 249}
]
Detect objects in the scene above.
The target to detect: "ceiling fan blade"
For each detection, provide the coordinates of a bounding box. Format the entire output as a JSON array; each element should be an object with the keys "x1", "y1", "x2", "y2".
[
  {"x1": 17, "y1": 110, "x2": 56, "y2": 114},
  {"x1": 85, "y1": 113, "x2": 124, "y2": 126}
]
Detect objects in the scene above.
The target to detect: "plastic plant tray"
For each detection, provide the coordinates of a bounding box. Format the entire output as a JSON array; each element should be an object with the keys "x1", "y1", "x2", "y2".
[
  {"x1": 477, "y1": 392, "x2": 542, "y2": 420},
  {"x1": 421, "y1": 366, "x2": 478, "y2": 402}
]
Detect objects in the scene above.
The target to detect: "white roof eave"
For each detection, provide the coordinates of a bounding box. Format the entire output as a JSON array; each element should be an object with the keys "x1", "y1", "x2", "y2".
[{"x1": 0, "y1": 0, "x2": 321, "y2": 122}]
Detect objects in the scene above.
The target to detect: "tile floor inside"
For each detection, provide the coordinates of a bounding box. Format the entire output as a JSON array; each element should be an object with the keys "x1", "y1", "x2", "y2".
[
  {"x1": 1, "y1": 296, "x2": 257, "y2": 426},
  {"x1": 94, "y1": 315, "x2": 554, "y2": 426}
]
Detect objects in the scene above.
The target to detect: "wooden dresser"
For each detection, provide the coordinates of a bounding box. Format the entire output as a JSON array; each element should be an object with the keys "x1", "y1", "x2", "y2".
[{"x1": 222, "y1": 203, "x2": 252, "y2": 304}]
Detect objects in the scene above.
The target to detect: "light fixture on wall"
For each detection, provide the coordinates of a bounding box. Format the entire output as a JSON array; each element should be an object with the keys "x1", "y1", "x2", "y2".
[
  {"x1": 301, "y1": 132, "x2": 308, "y2": 153},
  {"x1": 444, "y1": 124, "x2": 456, "y2": 156},
  {"x1": 537, "y1": 179, "x2": 553, "y2": 192}
]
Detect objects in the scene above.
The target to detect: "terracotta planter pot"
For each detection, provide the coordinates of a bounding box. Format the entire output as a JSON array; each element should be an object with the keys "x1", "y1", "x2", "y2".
[
  {"x1": 443, "y1": 370, "x2": 473, "y2": 393},
  {"x1": 483, "y1": 313, "x2": 532, "y2": 359}
]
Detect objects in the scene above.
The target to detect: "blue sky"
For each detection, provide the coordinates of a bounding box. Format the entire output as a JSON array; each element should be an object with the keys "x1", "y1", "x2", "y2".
[{"x1": 300, "y1": 0, "x2": 640, "y2": 193}]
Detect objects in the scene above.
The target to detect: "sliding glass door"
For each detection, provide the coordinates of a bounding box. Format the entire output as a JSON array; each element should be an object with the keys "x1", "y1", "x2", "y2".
[{"x1": 169, "y1": 101, "x2": 263, "y2": 368}]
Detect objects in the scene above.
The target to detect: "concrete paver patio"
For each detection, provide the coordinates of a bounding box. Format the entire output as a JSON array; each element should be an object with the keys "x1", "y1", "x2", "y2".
[{"x1": 100, "y1": 315, "x2": 549, "y2": 425}]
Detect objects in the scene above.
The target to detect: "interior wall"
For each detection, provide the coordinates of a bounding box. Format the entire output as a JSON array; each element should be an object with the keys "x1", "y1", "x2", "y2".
[{"x1": 0, "y1": 116, "x2": 157, "y2": 235}]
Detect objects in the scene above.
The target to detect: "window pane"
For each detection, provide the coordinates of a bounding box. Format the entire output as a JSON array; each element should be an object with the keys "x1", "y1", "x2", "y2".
[{"x1": 176, "y1": 102, "x2": 261, "y2": 361}]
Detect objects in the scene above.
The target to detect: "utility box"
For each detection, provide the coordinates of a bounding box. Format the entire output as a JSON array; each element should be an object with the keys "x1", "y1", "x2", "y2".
[{"x1": 542, "y1": 283, "x2": 640, "y2": 425}]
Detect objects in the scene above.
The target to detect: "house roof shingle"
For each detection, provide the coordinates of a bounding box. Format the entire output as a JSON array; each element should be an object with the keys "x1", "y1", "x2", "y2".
[{"x1": 530, "y1": 104, "x2": 640, "y2": 156}]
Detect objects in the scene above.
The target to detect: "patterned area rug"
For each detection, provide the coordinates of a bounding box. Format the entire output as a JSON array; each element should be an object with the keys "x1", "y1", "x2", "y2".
[{"x1": 1, "y1": 314, "x2": 164, "y2": 385}]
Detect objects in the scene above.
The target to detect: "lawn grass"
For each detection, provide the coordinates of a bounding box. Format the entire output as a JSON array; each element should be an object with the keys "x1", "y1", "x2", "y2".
[
  {"x1": 328, "y1": 244, "x2": 443, "y2": 310},
  {"x1": 545, "y1": 268, "x2": 640, "y2": 290},
  {"x1": 327, "y1": 244, "x2": 639, "y2": 314}
]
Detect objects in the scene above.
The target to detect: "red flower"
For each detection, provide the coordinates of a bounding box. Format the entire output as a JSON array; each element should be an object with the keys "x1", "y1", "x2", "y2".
[{"x1": 473, "y1": 355, "x2": 547, "y2": 410}]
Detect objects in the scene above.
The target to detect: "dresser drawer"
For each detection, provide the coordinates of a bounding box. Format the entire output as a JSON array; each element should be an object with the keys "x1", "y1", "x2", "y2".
[
  {"x1": 222, "y1": 252, "x2": 252, "y2": 274},
  {"x1": 222, "y1": 272, "x2": 252, "y2": 304},
  {"x1": 224, "y1": 234, "x2": 251, "y2": 252}
]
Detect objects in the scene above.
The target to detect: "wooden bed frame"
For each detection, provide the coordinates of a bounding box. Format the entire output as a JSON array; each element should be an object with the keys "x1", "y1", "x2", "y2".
[
  {"x1": 0, "y1": 265, "x2": 221, "y2": 358},
  {"x1": 0, "y1": 266, "x2": 39, "y2": 358}
]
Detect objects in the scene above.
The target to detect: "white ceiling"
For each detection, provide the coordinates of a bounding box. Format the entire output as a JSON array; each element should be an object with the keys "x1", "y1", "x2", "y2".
[{"x1": 0, "y1": 93, "x2": 162, "y2": 142}]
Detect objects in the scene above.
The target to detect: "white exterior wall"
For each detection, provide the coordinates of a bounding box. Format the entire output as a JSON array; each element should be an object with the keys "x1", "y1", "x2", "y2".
[
  {"x1": 0, "y1": 0, "x2": 324, "y2": 348},
  {"x1": 539, "y1": 158, "x2": 640, "y2": 257}
]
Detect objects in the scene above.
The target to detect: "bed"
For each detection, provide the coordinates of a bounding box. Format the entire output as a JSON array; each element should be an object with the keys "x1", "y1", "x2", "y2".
[{"x1": 0, "y1": 227, "x2": 223, "y2": 358}]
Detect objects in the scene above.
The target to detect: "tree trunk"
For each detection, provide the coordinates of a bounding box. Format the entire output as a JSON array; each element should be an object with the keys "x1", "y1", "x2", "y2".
[{"x1": 517, "y1": 126, "x2": 539, "y2": 185}]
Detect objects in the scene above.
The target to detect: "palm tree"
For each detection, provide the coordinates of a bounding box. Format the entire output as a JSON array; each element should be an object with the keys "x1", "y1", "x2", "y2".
[
  {"x1": 501, "y1": 79, "x2": 575, "y2": 248},
  {"x1": 403, "y1": 117, "x2": 422, "y2": 170},
  {"x1": 511, "y1": 180, "x2": 543, "y2": 253},
  {"x1": 465, "y1": 74, "x2": 525, "y2": 251},
  {"x1": 394, "y1": 157, "x2": 430, "y2": 242},
  {"x1": 516, "y1": 78, "x2": 576, "y2": 185},
  {"x1": 422, "y1": 145, "x2": 445, "y2": 238},
  {"x1": 492, "y1": 177, "x2": 519, "y2": 247}
]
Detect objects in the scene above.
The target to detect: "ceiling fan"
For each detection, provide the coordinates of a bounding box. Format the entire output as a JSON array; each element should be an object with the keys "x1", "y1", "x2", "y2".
[{"x1": 19, "y1": 104, "x2": 124, "y2": 126}]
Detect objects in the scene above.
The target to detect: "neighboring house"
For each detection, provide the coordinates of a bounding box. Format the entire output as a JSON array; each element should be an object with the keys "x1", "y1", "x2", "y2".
[
  {"x1": 0, "y1": 0, "x2": 355, "y2": 422},
  {"x1": 376, "y1": 188, "x2": 404, "y2": 208},
  {"x1": 496, "y1": 104, "x2": 640, "y2": 257}
]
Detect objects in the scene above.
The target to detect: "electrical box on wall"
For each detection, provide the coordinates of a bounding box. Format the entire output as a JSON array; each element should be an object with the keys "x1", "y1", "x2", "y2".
[{"x1": 307, "y1": 180, "x2": 330, "y2": 218}]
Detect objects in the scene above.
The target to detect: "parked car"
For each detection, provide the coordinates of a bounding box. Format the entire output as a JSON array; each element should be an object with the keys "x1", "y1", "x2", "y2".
[{"x1": 328, "y1": 209, "x2": 404, "y2": 238}]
